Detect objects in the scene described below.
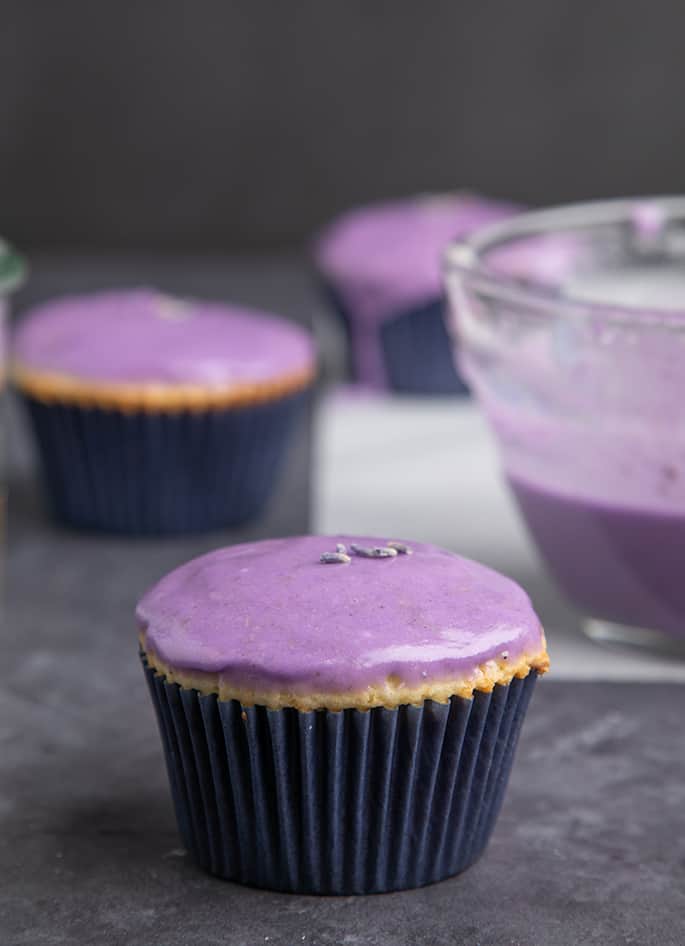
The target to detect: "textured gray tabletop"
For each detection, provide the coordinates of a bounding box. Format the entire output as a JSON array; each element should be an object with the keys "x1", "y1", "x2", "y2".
[{"x1": 4, "y1": 256, "x2": 685, "y2": 945}]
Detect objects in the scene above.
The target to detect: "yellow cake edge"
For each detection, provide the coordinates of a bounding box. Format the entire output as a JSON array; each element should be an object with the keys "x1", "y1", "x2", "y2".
[
  {"x1": 139, "y1": 630, "x2": 550, "y2": 712},
  {"x1": 11, "y1": 360, "x2": 316, "y2": 413}
]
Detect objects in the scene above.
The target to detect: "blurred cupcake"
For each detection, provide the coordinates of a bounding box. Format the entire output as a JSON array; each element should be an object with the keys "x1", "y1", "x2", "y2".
[
  {"x1": 313, "y1": 193, "x2": 517, "y2": 394},
  {"x1": 138, "y1": 534, "x2": 549, "y2": 894},
  {"x1": 12, "y1": 289, "x2": 316, "y2": 534}
]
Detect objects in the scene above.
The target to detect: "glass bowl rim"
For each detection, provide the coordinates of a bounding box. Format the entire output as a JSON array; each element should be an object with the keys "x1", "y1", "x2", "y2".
[{"x1": 443, "y1": 195, "x2": 685, "y2": 330}]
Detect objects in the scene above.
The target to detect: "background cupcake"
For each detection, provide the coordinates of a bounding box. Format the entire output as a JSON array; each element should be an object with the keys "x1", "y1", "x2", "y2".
[
  {"x1": 138, "y1": 534, "x2": 549, "y2": 894},
  {"x1": 12, "y1": 289, "x2": 316, "y2": 534},
  {"x1": 313, "y1": 193, "x2": 517, "y2": 394}
]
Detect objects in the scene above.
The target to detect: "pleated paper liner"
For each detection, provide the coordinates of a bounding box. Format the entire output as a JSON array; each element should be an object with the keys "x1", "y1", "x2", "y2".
[
  {"x1": 142, "y1": 653, "x2": 538, "y2": 894},
  {"x1": 319, "y1": 276, "x2": 467, "y2": 395},
  {"x1": 20, "y1": 389, "x2": 308, "y2": 535},
  {"x1": 379, "y1": 298, "x2": 469, "y2": 396}
]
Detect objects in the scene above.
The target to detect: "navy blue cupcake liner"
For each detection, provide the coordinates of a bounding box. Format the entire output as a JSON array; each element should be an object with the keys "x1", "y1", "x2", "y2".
[
  {"x1": 380, "y1": 298, "x2": 469, "y2": 396},
  {"x1": 142, "y1": 653, "x2": 538, "y2": 894},
  {"x1": 21, "y1": 389, "x2": 308, "y2": 535},
  {"x1": 320, "y1": 278, "x2": 468, "y2": 395}
]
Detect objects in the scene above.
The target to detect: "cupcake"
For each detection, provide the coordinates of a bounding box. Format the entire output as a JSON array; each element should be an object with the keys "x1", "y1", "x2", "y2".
[
  {"x1": 313, "y1": 193, "x2": 517, "y2": 394},
  {"x1": 138, "y1": 534, "x2": 549, "y2": 894},
  {"x1": 11, "y1": 290, "x2": 316, "y2": 534}
]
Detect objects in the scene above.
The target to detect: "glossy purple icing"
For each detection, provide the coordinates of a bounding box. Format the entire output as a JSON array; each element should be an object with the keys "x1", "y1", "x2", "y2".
[
  {"x1": 13, "y1": 289, "x2": 315, "y2": 385},
  {"x1": 314, "y1": 194, "x2": 518, "y2": 386},
  {"x1": 137, "y1": 535, "x2": 544, "y2": 695},
  {"x1": 315, "y1": 194, "x2": 518, "y2": 323}
]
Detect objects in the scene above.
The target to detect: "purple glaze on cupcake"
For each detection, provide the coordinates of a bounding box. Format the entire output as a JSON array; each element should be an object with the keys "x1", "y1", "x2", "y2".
[
  {"x1": 13, "y1": 289, "x2": 315, "y2": 386},
  {"x1": 313, "y1": 194, "x2": 518, "y2": 387},
  {"x1": 137, "y1": 534, "x2": 545, "y2": 697}
]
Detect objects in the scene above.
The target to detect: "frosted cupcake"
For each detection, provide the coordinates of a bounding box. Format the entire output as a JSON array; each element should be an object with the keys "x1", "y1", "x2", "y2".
[
  {"x1": 313, "y1": 193, "x2": 517, "y2": 394},
  {"x1": 138, "y1": 534, "x2": 549, "y2": 893},
  {"x1": 12, "y1": 290, "x2": 316, "y2": 534}
]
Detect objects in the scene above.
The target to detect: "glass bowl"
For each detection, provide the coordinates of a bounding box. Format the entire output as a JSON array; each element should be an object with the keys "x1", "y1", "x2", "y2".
[{"x1": 444, "y1": 197, "x2": 685, "y2": 653}]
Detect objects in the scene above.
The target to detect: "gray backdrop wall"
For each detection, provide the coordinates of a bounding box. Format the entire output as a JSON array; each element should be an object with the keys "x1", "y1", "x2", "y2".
[{"x1": 3, "y1": 0, "x2": 685, "y2": 250}]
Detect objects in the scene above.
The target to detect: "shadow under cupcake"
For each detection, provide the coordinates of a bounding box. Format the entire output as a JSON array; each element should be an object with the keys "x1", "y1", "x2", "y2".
[{"x1": 138, "y1": 534, "x2": 549, "y2": 894}]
